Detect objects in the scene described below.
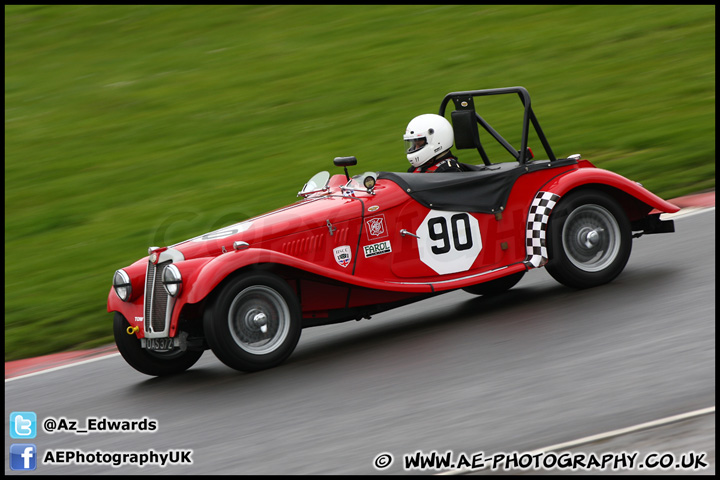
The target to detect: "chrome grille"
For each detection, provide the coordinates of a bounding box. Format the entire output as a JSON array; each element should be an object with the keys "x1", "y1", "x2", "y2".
[{"x1": 144, "y1": 260, "x2": 171, "y2": 334}]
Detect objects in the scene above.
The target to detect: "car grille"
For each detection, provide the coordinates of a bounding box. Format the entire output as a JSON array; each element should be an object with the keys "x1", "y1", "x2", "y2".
[{"x1": 144, "y1": 260, "x2": 171, "y2": 335}]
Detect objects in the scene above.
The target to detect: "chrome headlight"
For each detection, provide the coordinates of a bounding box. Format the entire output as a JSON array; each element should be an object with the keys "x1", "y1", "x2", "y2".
[
  {"x1": 162, "y1": 264, "x2": 182, "y2": 297},
  {"x1": 113, "y1": 269, "x2": 132, "y2": 302}
]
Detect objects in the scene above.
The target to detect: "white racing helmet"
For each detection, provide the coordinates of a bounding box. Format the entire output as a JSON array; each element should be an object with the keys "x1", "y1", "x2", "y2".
[{"x1": 403, "y1": 114, "x2": 454, "y2": 168}]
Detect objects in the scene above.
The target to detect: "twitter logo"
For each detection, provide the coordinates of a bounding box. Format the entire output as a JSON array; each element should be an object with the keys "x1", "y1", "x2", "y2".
[{"x1": 10, "y1": 412, "x2": 37, "y2": 439}]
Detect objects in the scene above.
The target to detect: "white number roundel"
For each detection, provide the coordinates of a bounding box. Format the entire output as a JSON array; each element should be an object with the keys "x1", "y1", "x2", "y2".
[{"x1": 416, "y1": 210, "x2": 482, "y2": 275}]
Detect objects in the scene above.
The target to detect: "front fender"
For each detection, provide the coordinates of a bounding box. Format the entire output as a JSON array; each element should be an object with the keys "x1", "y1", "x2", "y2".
[
  {"x1": 543, "y1": 167, "x2": 680, "y2": 214},
  {"x1": 184, "y1": 248, "x2": 434, "y2": 305}
]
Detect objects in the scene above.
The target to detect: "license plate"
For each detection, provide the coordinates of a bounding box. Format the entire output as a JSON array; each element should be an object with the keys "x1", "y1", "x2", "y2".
[{"x1": 145, "y1": 338, "x2": 174, "y2": 351}]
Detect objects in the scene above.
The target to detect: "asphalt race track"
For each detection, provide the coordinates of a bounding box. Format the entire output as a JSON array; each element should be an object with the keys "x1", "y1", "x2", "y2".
[{"x1": 5, "y1": 209, "x2": 715, "y2": 475}]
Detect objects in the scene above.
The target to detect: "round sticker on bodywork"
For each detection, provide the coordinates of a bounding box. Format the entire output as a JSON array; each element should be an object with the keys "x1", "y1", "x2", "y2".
[
  {"x1": 191, "y1": 221, "x2": 253, "y2": 242},
  {"x1": 416, "y1": 210, "x2": 482, "y2": 275}
]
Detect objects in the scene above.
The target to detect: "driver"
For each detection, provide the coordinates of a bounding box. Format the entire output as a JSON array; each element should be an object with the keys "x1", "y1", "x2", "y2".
[{"x1": 404, "y1": 114, "x2": 463, "y2": 173}]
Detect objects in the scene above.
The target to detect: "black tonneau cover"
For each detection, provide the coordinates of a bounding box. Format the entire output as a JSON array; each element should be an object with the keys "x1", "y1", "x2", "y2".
[{"x1": 378, "y1": 158, "x2": 577, "y2": 213}]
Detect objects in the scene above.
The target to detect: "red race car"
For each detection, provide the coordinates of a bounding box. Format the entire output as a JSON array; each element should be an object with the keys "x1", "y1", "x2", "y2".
[{"x1": 108, "y1": 87, "x2": 679, "y2": 376}]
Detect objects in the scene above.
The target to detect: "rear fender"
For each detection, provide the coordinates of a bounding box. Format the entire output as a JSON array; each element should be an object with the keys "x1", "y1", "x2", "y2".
[{"x1": 543, "y1": 167, "x2": 680, "y2": 218}]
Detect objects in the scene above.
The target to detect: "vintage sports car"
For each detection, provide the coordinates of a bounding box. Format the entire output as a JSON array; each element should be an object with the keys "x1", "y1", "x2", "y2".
[{"x1": 108, "y1": 87, "x2": 679, "y2": 376}]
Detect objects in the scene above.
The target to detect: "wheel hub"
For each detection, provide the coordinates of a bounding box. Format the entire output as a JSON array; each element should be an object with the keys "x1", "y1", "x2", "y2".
[
  {"x1": 562, "y1": 204, "x2": 621, "y2": 273},
  {"x1": 579, "y1": 227, "x2": 603, "y2": 248},
  {"x1": 248, "y1": 309, "x2": 268, "y2": 333},
  {"x1": 228, "y1": 285, "x2": 291, "y2": 355}
]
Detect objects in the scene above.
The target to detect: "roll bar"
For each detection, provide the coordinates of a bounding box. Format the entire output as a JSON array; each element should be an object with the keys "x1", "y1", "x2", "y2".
[{"x1": 439, "y1": 86, "x2": 557, "y2": 165}]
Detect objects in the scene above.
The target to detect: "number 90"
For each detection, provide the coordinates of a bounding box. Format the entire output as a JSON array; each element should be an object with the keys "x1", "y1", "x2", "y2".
[{"x1": 428, "y1": 213, "x2": 473, "y2": 255}]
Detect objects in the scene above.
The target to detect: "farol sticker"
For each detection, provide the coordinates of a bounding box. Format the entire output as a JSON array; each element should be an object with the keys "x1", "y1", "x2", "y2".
[{"x1": 363, "y1": 240, "x2": 392, "y2": 258}]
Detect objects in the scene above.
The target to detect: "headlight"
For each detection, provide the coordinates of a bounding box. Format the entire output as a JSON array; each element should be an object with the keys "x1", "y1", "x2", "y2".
[
  {"x1": 162, "y1": 264, "x2": 182, "y2": 297},
  {"x1": 113, "y1": 269, "x2": 132, "y2": 301}
]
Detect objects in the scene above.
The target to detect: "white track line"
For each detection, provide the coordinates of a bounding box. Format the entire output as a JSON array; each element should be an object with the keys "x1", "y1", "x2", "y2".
[
  {"x1": 661, "y1": 206, "x2": 714, "y2": 220},
  {"x1": 438, "y1": 405, "x2": 716, "y2": 475},
  {"x1": 5, "y1": 352, "x2": 121, "y2": 383}
]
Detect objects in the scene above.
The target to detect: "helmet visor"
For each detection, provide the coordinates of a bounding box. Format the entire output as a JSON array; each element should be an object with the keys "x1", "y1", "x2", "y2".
[{"x1": 405, "y1": 137, "x2": 427, "y2": 154}]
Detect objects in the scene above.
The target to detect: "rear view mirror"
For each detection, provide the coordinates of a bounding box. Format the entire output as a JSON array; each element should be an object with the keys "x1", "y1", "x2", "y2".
[{"x1": 333, "y1": 156, "x2": 357, "y2": 167}]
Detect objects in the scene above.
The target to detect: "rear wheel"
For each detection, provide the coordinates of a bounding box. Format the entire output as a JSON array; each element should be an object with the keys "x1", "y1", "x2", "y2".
[
  {"x1": 113, "y1": 313, "x2": 203, "y2": 376},
  {"x1": 545, "y1": 190, "x2": 631, "y2": 289},
  {"x1": 203, "y1": 273, "x2": 302, "y2": 372},
  {"x1": 463, "y1": 271, "x2": 525, "y2": 296}
]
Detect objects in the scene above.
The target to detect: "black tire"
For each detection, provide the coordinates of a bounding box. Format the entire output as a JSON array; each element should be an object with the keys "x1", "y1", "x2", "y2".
[
  {"x1": 545, "y1": 189, "x2": 632, "y2": 289},
  {"x1": 203, "y1": 273, "x2": 302, "y2": 372},
  {"x1": 113, "y1": 313, "x2": 204, "y2": 376},
  {"x1": 462, "y1": 271, "x2": 525, "y2": 296}
]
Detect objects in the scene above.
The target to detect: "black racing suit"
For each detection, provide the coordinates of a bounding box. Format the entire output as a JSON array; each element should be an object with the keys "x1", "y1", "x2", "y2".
[{"x1": 408, "y1": 151, "x2": 463, "y2": 173}]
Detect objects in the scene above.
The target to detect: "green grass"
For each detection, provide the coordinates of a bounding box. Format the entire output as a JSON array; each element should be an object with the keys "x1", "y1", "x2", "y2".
[{"x1": 4, "y1": 5, "x2": 715, "y2": 361}]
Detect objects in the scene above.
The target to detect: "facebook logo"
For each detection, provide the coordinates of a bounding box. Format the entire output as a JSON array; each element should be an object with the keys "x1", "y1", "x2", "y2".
[
  {"x1": 10, "y1": 444, "x2": 37, "y2": 470},
  {"x1": 10, "y1": 411, "x2": 37, "y2": 439}
]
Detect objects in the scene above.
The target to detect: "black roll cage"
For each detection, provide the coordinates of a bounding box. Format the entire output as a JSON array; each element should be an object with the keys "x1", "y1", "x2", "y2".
[{"x1": 439, "y1": 86, "x2": 557, "y2": 166}]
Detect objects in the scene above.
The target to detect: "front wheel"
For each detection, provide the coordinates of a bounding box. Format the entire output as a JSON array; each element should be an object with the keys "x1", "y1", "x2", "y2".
[
  {"x1": 113, "y1": 313, "x2": 204, "y2": 376},
  {"x1": 203, "y1": 273, "x2": 302, "y2": 372},
  {"x1": 545, "y1": 190, "x2": 632, "y2": 289}
]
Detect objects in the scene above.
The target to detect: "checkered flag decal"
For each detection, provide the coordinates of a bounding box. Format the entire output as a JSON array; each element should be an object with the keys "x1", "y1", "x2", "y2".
[{"x1": 525, "y1": 191, "x2": 561, "y2": 268}]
